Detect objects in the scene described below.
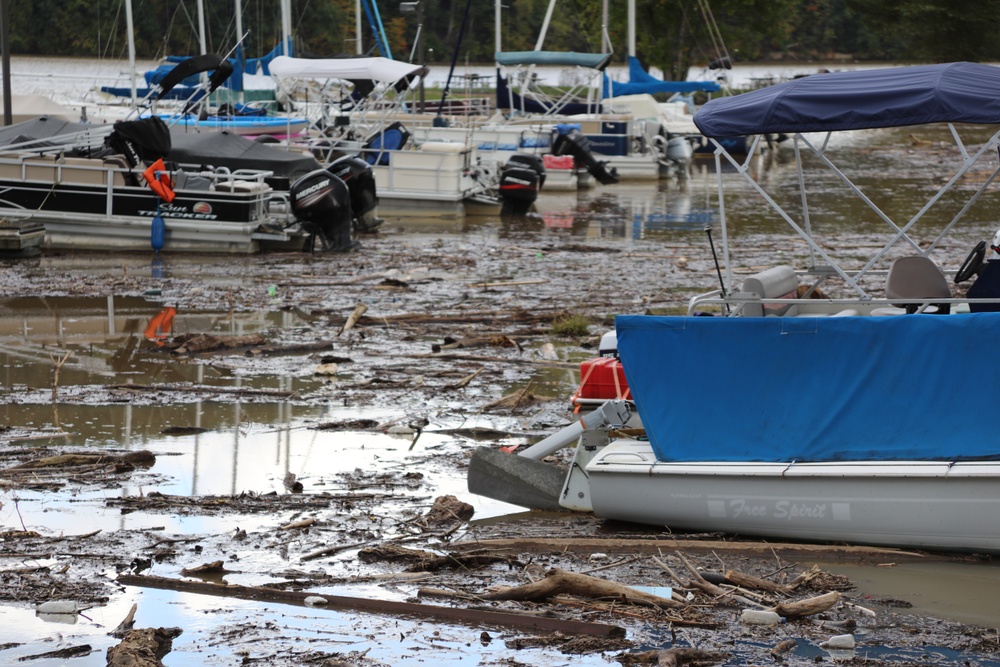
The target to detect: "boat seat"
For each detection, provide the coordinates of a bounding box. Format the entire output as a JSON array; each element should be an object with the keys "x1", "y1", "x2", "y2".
[
  {"x1": 214, "y1": 179, "x2": 268, "y2": 194},
  {"x1": 873, "y1": 256, "x2": 952, "y2": 315},
  {"x1": 59, "y1": 157, "x2": 108, "y2": 185},
  {"x1": 739, "y1": 265, "x2": 799, "y2": 316},
  {"x1": 24, "y1": 155, "x2": 59, "y2": 181},
  {"x1": 420, "y1": 141, "x2": 469, "y2": 153},
  {"x1": 102, "y1": 155, "x2": 134, "y2": 186},
  {"x1": 0, "y1": 153, "x2": 24, "y2": 180}
]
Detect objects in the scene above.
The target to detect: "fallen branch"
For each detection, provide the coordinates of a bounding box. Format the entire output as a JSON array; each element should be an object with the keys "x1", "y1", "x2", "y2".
[
  {"x1": 448, "y1": 537, "x2": 926, "y2": 559},
  {"x1": 105, "y1": 627, "x2": 182, "y2": 667},
  {"x1": 107, "y1": 384, "x2": 298, "y2": 399},
  {"x1": 1, "y1": 451, "x2": 155, "y2": 475},
  {"x1": 444, "y1": 368, "x2": 483, "y2": 390},
  {"x1": 484, "y1": 568, "x2": 683, "y2": 609},
  {"x1": 468, "y1": 279, "x2": 548, "y2": 288},
  {"x1": 111, "y1": 603, "x2": 138, "y2": 638},
  {"x1": 769, "y1": 591, "x2": 842, "y2": 619},
  {"x1": 339, "y1": 302, "x2": 368, "y2": 336},
  {"x1": 723, "y1": 568, "x2": 792, "y2": 595},
  {"x1": 117, "y1": 574, "x2": 625, "y2": 637}
]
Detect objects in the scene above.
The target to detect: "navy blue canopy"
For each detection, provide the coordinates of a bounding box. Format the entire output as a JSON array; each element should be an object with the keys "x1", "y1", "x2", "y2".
[{"x1": 694, "y1": 62, "x2": 1000, "y2": 138}]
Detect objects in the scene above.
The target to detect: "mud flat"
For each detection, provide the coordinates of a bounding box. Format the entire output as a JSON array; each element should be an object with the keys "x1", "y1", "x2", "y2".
[{"x1": 1, "y1": 208, "x2": 999, "y2": 665}]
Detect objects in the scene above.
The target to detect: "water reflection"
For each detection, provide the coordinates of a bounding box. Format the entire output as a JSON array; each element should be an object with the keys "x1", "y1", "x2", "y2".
[{"x1": 0, "y1": 295, "x2": 314, "y2": 391}]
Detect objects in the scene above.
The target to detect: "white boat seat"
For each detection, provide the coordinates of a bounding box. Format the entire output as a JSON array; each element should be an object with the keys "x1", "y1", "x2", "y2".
[
  {"x1": 880, "y1": 255, "x2": 952, "y2": 314},
  {"x1": 214, "y1": 180, "x2": 268, "y2": 193},
  {"x1": 739, "y1": 265, "x2": 799, "y2": 317}
]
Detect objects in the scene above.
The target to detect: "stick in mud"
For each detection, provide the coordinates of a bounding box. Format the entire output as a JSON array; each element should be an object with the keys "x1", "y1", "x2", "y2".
[{"x1": 116, "y1": 574, "x2": 626, "y2": 637}]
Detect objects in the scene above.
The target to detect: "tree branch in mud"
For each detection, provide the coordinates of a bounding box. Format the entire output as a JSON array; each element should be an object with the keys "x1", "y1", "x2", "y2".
[
  {"x1": 116, "y1": 574, "x2": 625, "y2": 637},
  {"x1": 105, "y1": 627, "x2": 182, "y2": 667},
  {"x1": 50, "y1": 350, "x2": 72, "y2": 404},
  {"x1": 769, "y1": 591, "x2": 842, "y2": 619},
  {"x1": 484, "y1": 568, "x2": 684, "y2": 609},
  {"x1": 108, "y1": 383, "x2": 298, "y2": 399},
  {"x1": 338, "y1": 302, "x2": 367, "y2": 336}
]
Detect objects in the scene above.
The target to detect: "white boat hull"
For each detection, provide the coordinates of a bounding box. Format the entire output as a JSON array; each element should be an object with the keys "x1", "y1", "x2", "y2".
[{"x1": 586, "y1": 440, "x2": 1000, "y2": 553}]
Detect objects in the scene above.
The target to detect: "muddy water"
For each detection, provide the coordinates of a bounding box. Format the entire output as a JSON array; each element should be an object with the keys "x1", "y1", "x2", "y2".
[{"x1": 3, "y1": 125, "x2": 1000, "y2": 665}]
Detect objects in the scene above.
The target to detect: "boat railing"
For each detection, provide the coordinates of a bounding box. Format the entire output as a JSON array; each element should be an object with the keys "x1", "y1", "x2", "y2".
[{"x1": 688, "y1": 293, "x2": 1000, "y2": 317}]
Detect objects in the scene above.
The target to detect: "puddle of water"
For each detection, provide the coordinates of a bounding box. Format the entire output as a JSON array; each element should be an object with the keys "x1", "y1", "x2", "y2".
[
  {"x1": 0, "y1": 584, "x2": 624, "y2": 666},
  {"x1": 0, "y1": 399, "x2": 530, "y2": 534},
  {"x1": 0, "y1": 295, "x2": 319, "y2": 393},
  {"x1": 814, "y1": 559, "x2": 1000, "y2": 628}
]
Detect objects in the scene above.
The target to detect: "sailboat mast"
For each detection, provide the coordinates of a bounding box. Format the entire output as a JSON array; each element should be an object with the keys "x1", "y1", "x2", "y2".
[
  {"x1": 281, "y1": 0, "x2": 292, "y2": 56},
  {"x1": 534, "y1": 0, "x2": 557, "y2": 51},
  {"x1": 234, "y1": 0, "x2": 244, "y2": 103},
  {"x1": 628, "y1": 0, "x2": 635, "y2": 57},
  {"x1": 356, "y1": 0, "x2": 363, "y2": 54},
  {"x1": 197, "y1": 0, "x2": 207, "y2": 54},
  {"x1": 125, "y1": 0, "x2": 137, "y2": 103},
  {"x1": 495, "y1": 0, "x2": 501, "y2": 55},
  {"x1": 234, "y1": 0, "x2": 243, "y2": 49}
]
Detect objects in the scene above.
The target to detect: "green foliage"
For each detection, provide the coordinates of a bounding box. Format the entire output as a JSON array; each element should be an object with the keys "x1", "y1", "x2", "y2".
[
  {"x1": 551, "y1": 313, "x2": 591, "y2": 337},
  {"x1": 7, "y1": 0, "x2": 1000, "y2": 66}
]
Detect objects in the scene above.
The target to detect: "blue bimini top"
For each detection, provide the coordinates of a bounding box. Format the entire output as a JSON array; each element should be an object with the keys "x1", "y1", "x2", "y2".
[{"x1": 694, "y1": 61, "x2": 1000, "y2": 138}]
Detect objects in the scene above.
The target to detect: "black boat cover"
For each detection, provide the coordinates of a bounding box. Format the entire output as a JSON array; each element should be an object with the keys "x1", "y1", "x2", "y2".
[
  {"x1": 167, "y1": 131, "x2": 322, "y2": 187},
  {"x1": 0, "y1": 116, "x2": 94, "y2": 148},
  {"x1": 105, "y1": 117, "x2": 173, "y2": 166}
]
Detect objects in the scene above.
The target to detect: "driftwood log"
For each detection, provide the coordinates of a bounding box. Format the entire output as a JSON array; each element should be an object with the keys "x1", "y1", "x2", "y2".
[
  {"x1": 117, "y1": 574, "x2": 624, "y2": 637},
  {"x1": 621, "y1": 648, "x2": 728, "y2": 666},
  {"x1": 485, "y1": 568, "x2": 683, "y2": 609},
  {"x1": 724, "y1": 569, "x2": 792, "y2": 595},
  {"x1": 105, "y1": 627, "x2": 182, "y2": 667},
  {"x1": 1, "y1": 451, "x2": 155, "y2": 472},
  {"x1": 770, "y1": 591, "x2": 842, "y2": 619}
]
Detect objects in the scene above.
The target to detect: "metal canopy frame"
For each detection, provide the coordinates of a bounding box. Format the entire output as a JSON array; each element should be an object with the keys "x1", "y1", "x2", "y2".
[{"x1": 709, "y1": 124, "x2": 1000, "y2": 300}]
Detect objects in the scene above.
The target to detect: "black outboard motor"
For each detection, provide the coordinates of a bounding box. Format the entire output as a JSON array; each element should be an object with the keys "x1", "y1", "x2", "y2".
[
  {"x1": 551, "y1": 124, "x2": 619, "y2": 185},
  {"x1": 499, "y1": 154, "x2": 546, "y2": 216},
  {"x1": 289, "y1": 169, "x2": 357, "y2": 252},
  {"x1": 327, "y1": 155, "x2": 382, "y2": 232}
]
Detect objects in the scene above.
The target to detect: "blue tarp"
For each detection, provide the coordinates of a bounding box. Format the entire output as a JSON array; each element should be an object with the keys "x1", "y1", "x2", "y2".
[
  {"x1": 615, "y1": 313, "x2": 1000, "y2": 462},
  {"x1": 693, "y1": 61, "x2": 1000, "y2": 138},
  {"x1": 602, "y1": 56, "x2": 721, "y2": 98}
]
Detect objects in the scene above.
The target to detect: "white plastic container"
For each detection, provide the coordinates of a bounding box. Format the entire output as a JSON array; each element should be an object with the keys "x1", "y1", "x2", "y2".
[
  {"x1": 820, "y1": 634, "x2": 856, "y2": 649},
  {"x1": 740, "y1": 609, "x2": 782, "y2": 626}
]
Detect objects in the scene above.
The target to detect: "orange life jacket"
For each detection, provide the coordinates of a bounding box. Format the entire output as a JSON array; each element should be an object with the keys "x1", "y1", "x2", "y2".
[
  {"x1": 144, "y1": 306, "x2": 176, "y2": 345},
  {"x1": 142, "y1": 158, "x2": 176, "y2": 202}
]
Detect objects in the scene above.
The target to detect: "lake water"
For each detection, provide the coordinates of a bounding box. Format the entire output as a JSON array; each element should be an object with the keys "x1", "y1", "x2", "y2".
[{"x1": 2, "y1": 54, "x2": 892, "y2": 103}]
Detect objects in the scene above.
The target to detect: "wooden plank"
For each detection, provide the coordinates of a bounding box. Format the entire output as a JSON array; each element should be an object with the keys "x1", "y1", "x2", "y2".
[{"x1": 117, "y1": 574, "x2": 625, "y2": 637}]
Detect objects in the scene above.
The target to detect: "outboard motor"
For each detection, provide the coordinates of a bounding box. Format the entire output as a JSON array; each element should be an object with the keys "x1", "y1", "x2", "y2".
[
  {"x1": 499, "y1": 153, "x2": 546, "y2": 216},
  {"x1": 327, "y1": 155, "x2": 382, "y2": 232},
  {"x1": 551, "y1": 124, "x2": 619, "y2": 185},
  {"x1": 289, "y1": 169, "x2": 357, "y2": 252}
]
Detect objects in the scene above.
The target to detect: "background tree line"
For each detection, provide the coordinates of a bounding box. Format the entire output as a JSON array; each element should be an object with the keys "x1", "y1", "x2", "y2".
[{"x1": 8, "y1": 0, "x2": 1000, "y2": 81}]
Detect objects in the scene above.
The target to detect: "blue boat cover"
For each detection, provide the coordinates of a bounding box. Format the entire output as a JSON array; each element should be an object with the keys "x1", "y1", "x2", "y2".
[
  {"x1": 615, "y1": 313, "x2": 1000, "y2": 462},
  {"x1": 693, "y1": 61, "x2": 1000, "y2": 138},
  {"x1": 495, "y1": 51, "x2": 613, "y2": 70},
  {"x1": 602, "y1": 56, "x2": 721, "y2": 98}
]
